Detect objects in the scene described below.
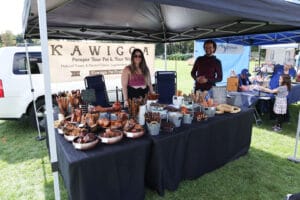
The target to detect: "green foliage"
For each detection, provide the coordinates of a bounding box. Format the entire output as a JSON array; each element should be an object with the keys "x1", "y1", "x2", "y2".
[
  {"x1": 0, "y1": 32, "x2": 40, "y2": 47},
  {"x1": 15, "y1": 34, "x2": 24, "y2": 44},
  {"x1": 155, "y1": 41, "x2": 194, "y2": 57},
  {"x1": 155, "y1": 43, "x2": 164, "y2": 56},
  {"x1": 167, "y1": 53, "x2": 193, "y2": 60},
  {"x1": 1, "y1": 30, "x2": 16, "y2": 46}
]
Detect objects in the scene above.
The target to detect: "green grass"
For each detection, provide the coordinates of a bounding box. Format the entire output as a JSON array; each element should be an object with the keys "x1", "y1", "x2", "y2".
[
  {"x1": 1, "y1": 59, "x2": 300, "y2": 200},
  {"x1": 0, "y1": 119, "x2": 68, "y2": 200}
]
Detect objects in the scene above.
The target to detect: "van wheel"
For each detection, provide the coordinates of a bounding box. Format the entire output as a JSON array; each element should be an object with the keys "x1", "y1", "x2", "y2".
[{"x1": 29, "y1": 99, "x2": 57, "y2": 131}]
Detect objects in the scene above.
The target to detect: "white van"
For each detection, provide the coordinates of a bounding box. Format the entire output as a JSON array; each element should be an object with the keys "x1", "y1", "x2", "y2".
[{"x1": 0, "y1": 46, "x2": 86, "y2": 128}]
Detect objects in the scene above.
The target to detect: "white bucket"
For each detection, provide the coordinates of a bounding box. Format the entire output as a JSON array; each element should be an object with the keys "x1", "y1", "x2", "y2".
[
  {"x1": 147, "y1": 121, "x2": 161, "y2": 136},
  {"x1": 146, "y1": 100, "x2": 158, "y2": 111},
  {"x1": 168, "y1": 112, "x2": 183, "y2": 127},
  {"x1": 172, "y1": 96, "x2": 184, "y2": 107},
  {"x1": 183, "y1": 113, "x2": 193, "y2": 124}
]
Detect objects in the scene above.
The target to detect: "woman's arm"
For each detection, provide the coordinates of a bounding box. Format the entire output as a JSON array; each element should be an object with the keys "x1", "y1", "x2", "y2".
[
  {"x1": 259, "y1": 86, "x2": 278, "y2": 94},
  {"x1": 147, "y1": 73, "x2": 154, "y2": 93},
  {"x1": 121, "y1": 66, "x2": 129, "y2": 103}
]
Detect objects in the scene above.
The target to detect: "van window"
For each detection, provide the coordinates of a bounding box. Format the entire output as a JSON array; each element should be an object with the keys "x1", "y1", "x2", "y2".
[{"x1": 13, "y1": 52, "x2": 42, "y2": 75}]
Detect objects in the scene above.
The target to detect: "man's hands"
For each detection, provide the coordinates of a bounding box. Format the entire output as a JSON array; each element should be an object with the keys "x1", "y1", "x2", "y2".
[{"x1": 196, "y1": 76, "x2": 208, "y2": 84}]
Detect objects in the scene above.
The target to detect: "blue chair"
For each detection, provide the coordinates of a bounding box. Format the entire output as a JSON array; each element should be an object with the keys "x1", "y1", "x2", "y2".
[
  {"x1": 155, "y1": 71, "x2": 176, "y2": 104},
  {"x1": 84, "y1": 74, "x2": 110, "y2": 107}
]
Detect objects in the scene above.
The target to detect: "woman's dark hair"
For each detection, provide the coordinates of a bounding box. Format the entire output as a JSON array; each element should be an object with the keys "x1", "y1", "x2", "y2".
[
  {"x1": 129, "y1": 48, "x2": 150, "y2": 78},
  {"x1": 203, "y1": 40, "x2": 217, "y2": 53},
  {"x1": 281, "y1": 74, "x2": 291, "y2": 91}
]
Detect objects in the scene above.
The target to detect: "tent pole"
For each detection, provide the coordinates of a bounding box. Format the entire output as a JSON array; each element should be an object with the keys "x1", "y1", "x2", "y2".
[
  {"x1": 164, "y1": 43, "x2": 167, "y2": 70},
  {"x1": 288, "y1": 111, "x2": 300, "y2": 163},
  {"x1": 258, "y1": 46, "x2": 261, "y2": 67},
  {"x1": 24, "y1": 40, "x2": 45, "y2": 141},
  {"x1": 37, "y1": 0, "x2": 61, "y2": 199}
]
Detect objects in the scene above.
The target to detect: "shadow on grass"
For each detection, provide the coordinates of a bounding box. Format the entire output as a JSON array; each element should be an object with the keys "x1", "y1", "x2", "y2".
[
  {"x1": 145, "y1": 147, "x2": 300, "y2": 200},
  {"x1": 252, "y1": 103, "x2": 300, "y2": 139},
  {"x1": 0, "y1": 118, "x2": 48, "y2": 163}
]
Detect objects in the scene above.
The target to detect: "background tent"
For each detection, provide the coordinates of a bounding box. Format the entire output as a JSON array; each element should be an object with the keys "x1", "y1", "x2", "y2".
[{"x1": 196, "y1": 30, "x2": 300, "y2": 46}]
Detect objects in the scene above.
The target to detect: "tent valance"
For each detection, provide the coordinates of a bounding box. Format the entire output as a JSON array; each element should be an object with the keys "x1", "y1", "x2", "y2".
[{"x1": 23, "y1": 0, "x2": 300, "y2": 43}]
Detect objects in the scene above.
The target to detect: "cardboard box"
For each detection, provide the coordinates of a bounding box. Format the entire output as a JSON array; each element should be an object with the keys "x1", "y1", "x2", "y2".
[{"x1": 227, "y1": 77, "x2": 238, "y2": 92}]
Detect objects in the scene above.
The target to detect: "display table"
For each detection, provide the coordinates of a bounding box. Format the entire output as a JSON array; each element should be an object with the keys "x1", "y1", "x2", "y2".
[
  {"x1": 53, "y1": 109, "x2": 254, "y2": 199},
  {"x1": 145, "y1": 108, "x2": 253, "y2": 195},
  {"x1": 55, "y1": 132, "x2": 151, "y2": 200},
  {"x1": 228, "y1": 83, "x2": 300, "y2": 108},
  {"x1": 227, "y1": 91, "x2": 260, "y2": 108}
]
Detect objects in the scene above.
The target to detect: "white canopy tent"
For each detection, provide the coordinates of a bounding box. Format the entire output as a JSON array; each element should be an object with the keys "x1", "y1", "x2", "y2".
[{"x1": 22, "y1": 0, "x2": 300, "y2": 199}]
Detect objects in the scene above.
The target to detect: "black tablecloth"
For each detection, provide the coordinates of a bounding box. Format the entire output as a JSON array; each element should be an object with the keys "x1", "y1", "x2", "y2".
[
  {"x1": 145, "y1": 108, "x2": 253, "y2": 195},
  {"x1": 55, "y1": 132, "x2": 151, "y2": 200}
]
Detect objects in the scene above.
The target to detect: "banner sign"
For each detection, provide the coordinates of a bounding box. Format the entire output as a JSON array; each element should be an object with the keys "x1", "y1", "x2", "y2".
[
  {"x1": 48, "y1": 41, "x2": 155, "y2": 83},
  {"x1": 216, "y1": 43, "x2": 244, "y2": 54}
]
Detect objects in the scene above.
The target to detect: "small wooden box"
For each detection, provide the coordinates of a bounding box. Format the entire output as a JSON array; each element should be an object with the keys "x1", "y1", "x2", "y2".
[{"x1": 226, "y1": 77, "x2": 238, "y2": 92}]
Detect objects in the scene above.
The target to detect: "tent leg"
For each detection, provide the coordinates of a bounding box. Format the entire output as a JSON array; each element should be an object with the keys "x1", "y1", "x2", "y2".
[
  {"x1": 53, "y1": 172, "x2": 61, "y2": 200},
  {"x1": 24, "y1": 40, "x2": 45, "y2": 141},
  {"x1": 164, "y1": 43, "x2": 167, "y2": 70},
  {"x1": 37, "y1": 0, "x2": 61, "y2": 199},
  {"x1": 288, "y1": 111, "x2": 300, "y2": 163}
]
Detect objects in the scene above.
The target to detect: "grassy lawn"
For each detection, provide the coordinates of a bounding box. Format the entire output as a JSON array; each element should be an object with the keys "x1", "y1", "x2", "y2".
[{"x1": 1, "y1": 59, "x2": 300, "y2": 200}]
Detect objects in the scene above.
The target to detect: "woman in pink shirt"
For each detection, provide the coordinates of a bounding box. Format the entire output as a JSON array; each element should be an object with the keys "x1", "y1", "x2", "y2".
[{"x1": 121, "y1": 49, "x2": 154, "y2": 107}]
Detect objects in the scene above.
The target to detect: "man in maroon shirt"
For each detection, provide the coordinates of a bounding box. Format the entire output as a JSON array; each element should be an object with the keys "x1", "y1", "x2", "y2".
[{"x1": 191, "y1": 40, "x2": 223, "y2": 91}]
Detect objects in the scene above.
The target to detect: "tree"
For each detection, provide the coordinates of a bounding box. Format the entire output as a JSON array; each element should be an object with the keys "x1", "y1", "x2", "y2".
[
  {"x1": 155, "y1": 40, "x2": 194, "y2": 57},
  {"x1": 155, "y1": 43, "x2": 164, "y2": 56},
  {"x1": 16, "y1": 34, "x2": 24, "y2": 44},
  {"x1": 1, "y1": 31, "x2": 16, "y2": 46}
]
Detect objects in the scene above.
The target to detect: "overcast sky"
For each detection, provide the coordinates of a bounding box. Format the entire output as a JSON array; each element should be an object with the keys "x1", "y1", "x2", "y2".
[{"x1": 0, "y1": 0, "x2": 25, "y2": 34}]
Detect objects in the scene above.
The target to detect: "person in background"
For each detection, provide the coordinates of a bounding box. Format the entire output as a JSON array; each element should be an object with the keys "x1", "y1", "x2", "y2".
[
  {"x1": 268, "y1": 61, "x2": 295, "y2": 121},
  {"x1": 191, "y1": 40, "x2": 223, "y2": 92},
  {"x1": 238, "y1": 68, "x2": 252, "y2": 91},
  {"x1": 269, "y1": 61, "x2": 296, "y2": 89},
  {"x1": 121, "y1": 49, "x2": 154, "y2": 107},
  {"x1": 259, "y1": 74, "x2": 291, "y2": 132}
]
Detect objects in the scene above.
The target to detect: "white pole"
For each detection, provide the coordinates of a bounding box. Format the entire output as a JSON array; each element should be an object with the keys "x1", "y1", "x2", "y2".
[
  {"x1": 37, "y1": 0, "x2": 61, "y2": 199},
  {"x1": 24, "y1": 40, "x2": 44, "y2": 141},
  {"x1": 288, "y1": 111, "x2": 300, "y2": 163},
  {"x1": 164, "y1": 43, "x2": 167, "y2": 70}
]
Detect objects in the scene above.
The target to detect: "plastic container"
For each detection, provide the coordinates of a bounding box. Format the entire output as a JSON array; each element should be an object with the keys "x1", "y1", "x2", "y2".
[{"x1": 212, "y1": 86, "x2": 227, "y2": 104}]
